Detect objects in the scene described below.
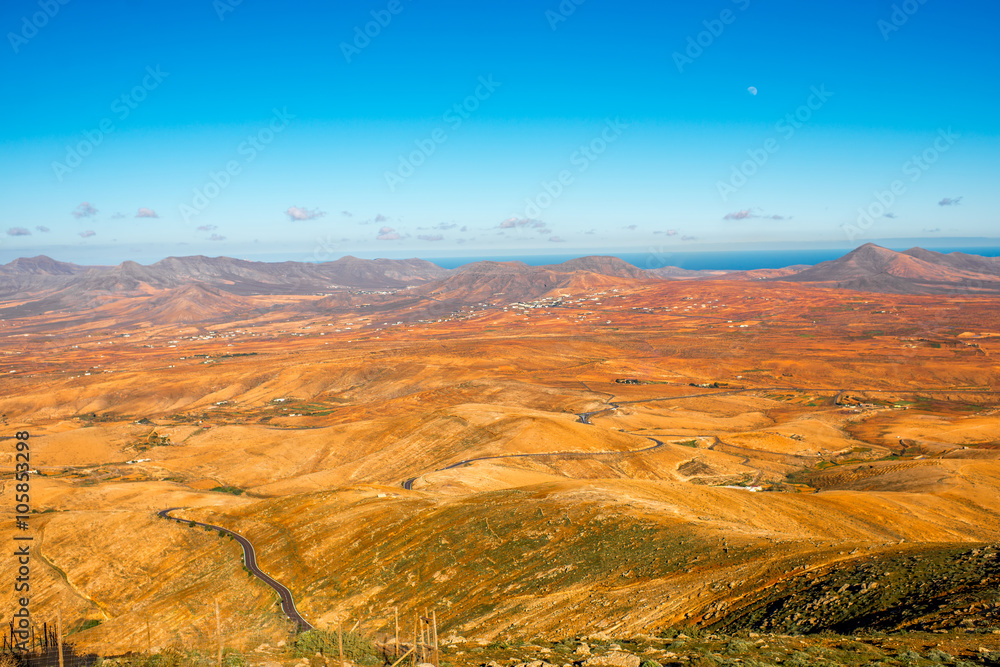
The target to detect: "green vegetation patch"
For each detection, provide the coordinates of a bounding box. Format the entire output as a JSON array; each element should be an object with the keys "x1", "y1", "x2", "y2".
[
  {"x1": 211, "y1": 486, "x2": 245, "y2": 496},
  {"x1": 292, "y1": 630, "x2": 379, "y2": 664}
]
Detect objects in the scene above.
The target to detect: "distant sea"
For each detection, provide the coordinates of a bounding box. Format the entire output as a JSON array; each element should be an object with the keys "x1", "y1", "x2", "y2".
[{"x1": 425, "y1": 247, "x2": 1000, "y2": 271}]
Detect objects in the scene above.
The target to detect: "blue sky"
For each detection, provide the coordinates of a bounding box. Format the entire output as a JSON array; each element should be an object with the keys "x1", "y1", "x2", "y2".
[{"x1": 1, "y1": 0, "x2": 997, "y2": 264}]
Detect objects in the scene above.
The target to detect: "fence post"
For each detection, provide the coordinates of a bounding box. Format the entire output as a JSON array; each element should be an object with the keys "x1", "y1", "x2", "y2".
[
  {"x1": 412, "y1": 613, "x2": 418, "y2": 667},
  {"x1": 431, "y1": 611, "x2": 439, "y2": 667},
  {"x1": 147, "y1": 616, "x2": 152, "y2": 655},
  {"x1": 422, "y1": 610, "x2": 430, "y2": 664},
  {"x1": 216, "y1": 600, "x2": 223, "y2": 667},
  {"x1": 394, "y1": 607, "x2": 399, "y2": 659},
  {"x1": 56, "y1": 609, "x2": 64, "y2": 667}
]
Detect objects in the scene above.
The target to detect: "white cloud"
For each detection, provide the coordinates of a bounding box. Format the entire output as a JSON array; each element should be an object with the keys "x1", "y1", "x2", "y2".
[
  {"x1": 72, "y1": 202, "x2": 98, "y2": 219},
  {"x1": 377, "y1": 226, "x2": 401, "y2": 241},
  {"x1": 286, "y1": 206, "x2": 326, "y2": 221}
]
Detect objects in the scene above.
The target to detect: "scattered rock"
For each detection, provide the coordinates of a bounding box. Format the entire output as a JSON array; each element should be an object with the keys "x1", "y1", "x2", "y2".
[{"x1": 583, "y1": 651, "x2": 641, "y2": 667}]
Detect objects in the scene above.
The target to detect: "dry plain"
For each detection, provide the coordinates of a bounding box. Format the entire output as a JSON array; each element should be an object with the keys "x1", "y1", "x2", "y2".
[{"x1": 1, "y1": 263, "x2": 1000, "y2": 661}]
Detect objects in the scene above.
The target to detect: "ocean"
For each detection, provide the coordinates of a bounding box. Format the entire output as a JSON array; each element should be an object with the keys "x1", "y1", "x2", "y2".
[{"x1": 425, "y1": 247, "x2": 1000, "y2": 271}]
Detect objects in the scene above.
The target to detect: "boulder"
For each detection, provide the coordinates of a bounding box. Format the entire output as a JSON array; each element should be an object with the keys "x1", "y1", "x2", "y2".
[{"x1": 582, "y1": 652, "x2": 642, "y2": 667}]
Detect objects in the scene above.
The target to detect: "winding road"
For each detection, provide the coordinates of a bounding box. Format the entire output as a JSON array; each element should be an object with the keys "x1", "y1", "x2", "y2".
[
  {"x1": 402, "y1": 436, "x2": 666, "y2": 489},
  {"x1": 158, "y1": 508, "x2": 313, "y2": 631},
  {"x1": 162, "y1": 382, "x2": 965, "y2": 627},
  {"x1": 404, "y1": 387, "x2": 758, "y2": 489}
]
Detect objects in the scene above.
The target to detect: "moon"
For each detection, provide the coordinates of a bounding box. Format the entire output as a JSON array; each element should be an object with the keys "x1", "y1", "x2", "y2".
[{"x1": 748, "y1": 86, "x2": 758, "y2": 96}]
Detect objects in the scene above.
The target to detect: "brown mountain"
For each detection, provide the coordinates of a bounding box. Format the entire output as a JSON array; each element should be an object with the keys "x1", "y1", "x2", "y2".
[
  {"x1": 779, "y1": 243, "x2": 1000, "y2": 294},
  {"x1": 1, "y1": 255, "x2": 91, "y2": 276},
  {"x1": 901, "y1": 247, "x2": 1000, "y2": 277},
  {"x1": 0, "y1": 255, "x2": 95, "y2": 298},
  {"x1": 415, "y1": 256, "x2": 652, "y2": 305},
  {"x1": 540, "y1": 255, "x2": 649, "y2": 280},
  {"x1": 0, "y1": 254, "x2": 453, "y2": 317}
]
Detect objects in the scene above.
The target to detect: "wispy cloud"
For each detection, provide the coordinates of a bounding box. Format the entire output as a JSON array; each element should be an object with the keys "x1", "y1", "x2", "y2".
[
  {"x1": 624, "y1": 224, "x2": 637, "y2": 231},
  {"x1": 923, "y1": 227, "x2": 941, "y2": 233},
  {"x1": 79, "y1": 230, "x2": 96, "y2": 238},
  {"x1": 549, "y1": 236, "x2": 566, "y2": 243},
  {"x1": 883, "y1": 212, "x2": 898, "y2": 219},
  {"x1": 499, "y1": 217, "x2": 544, "y2": 229},
  {"x1": 377, "y1": 226, "x2": 401, "y2": 241},
  {"x1": 341, "y1": 210, "x2": 353, "y2": 217},
  {"x1": 197, "y1": 225, "x2": 217, "y2": 231},
  {"x1": 35, "y1": 225, "x2": 50, "y2": 233},
  {"x1": 72, "y1": 202, "x2": 98, "y2": 219},
  {"x1": 209, "y1": 233, "x2": 226, "y2": 241},
  {"x1": 286, "y1": 206, "x2": 326, "y2": 221},
  {"x1": 6, "y1": 227, "x2": 31, "y2": 236},
  {"x1": 938, "y1": 197, "x2": 962, "y2": 206},
  {"x1": 136, "y1": 207, "x2": 159, "y2": 218},
  {"x1": 374, "y1": 213, "x2": 388, "y2": 223},
  {"x1": 724, "y1": 208, "x2": 788, "y2": 221},
  {"x1": 417, "y1": 234, "x2": 443, "y2": 242}
]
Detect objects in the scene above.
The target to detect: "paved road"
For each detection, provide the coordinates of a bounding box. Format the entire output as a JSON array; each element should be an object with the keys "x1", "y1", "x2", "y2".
[
  {"x1": 402, "y1": 437, "x2": 666, "y2": 489},
  {"x1": 158, "y1": 508, "x2": 313, "y2": 631}
]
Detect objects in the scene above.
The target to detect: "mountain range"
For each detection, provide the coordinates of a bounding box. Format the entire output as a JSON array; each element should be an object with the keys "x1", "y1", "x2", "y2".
[{"x1": 2, "y1": 244, "x2": 999, "y2": 320}]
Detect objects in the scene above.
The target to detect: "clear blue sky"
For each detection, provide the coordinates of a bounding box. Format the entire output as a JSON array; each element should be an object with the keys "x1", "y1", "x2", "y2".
[{"x1": 1, "y1": 0, "x2": 997, "y2": 264}]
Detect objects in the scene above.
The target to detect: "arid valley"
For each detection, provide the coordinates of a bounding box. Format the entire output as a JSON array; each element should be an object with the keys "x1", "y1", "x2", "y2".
[{"x1": 1, "y1": 244, "x2": 999, "y2": 666}]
